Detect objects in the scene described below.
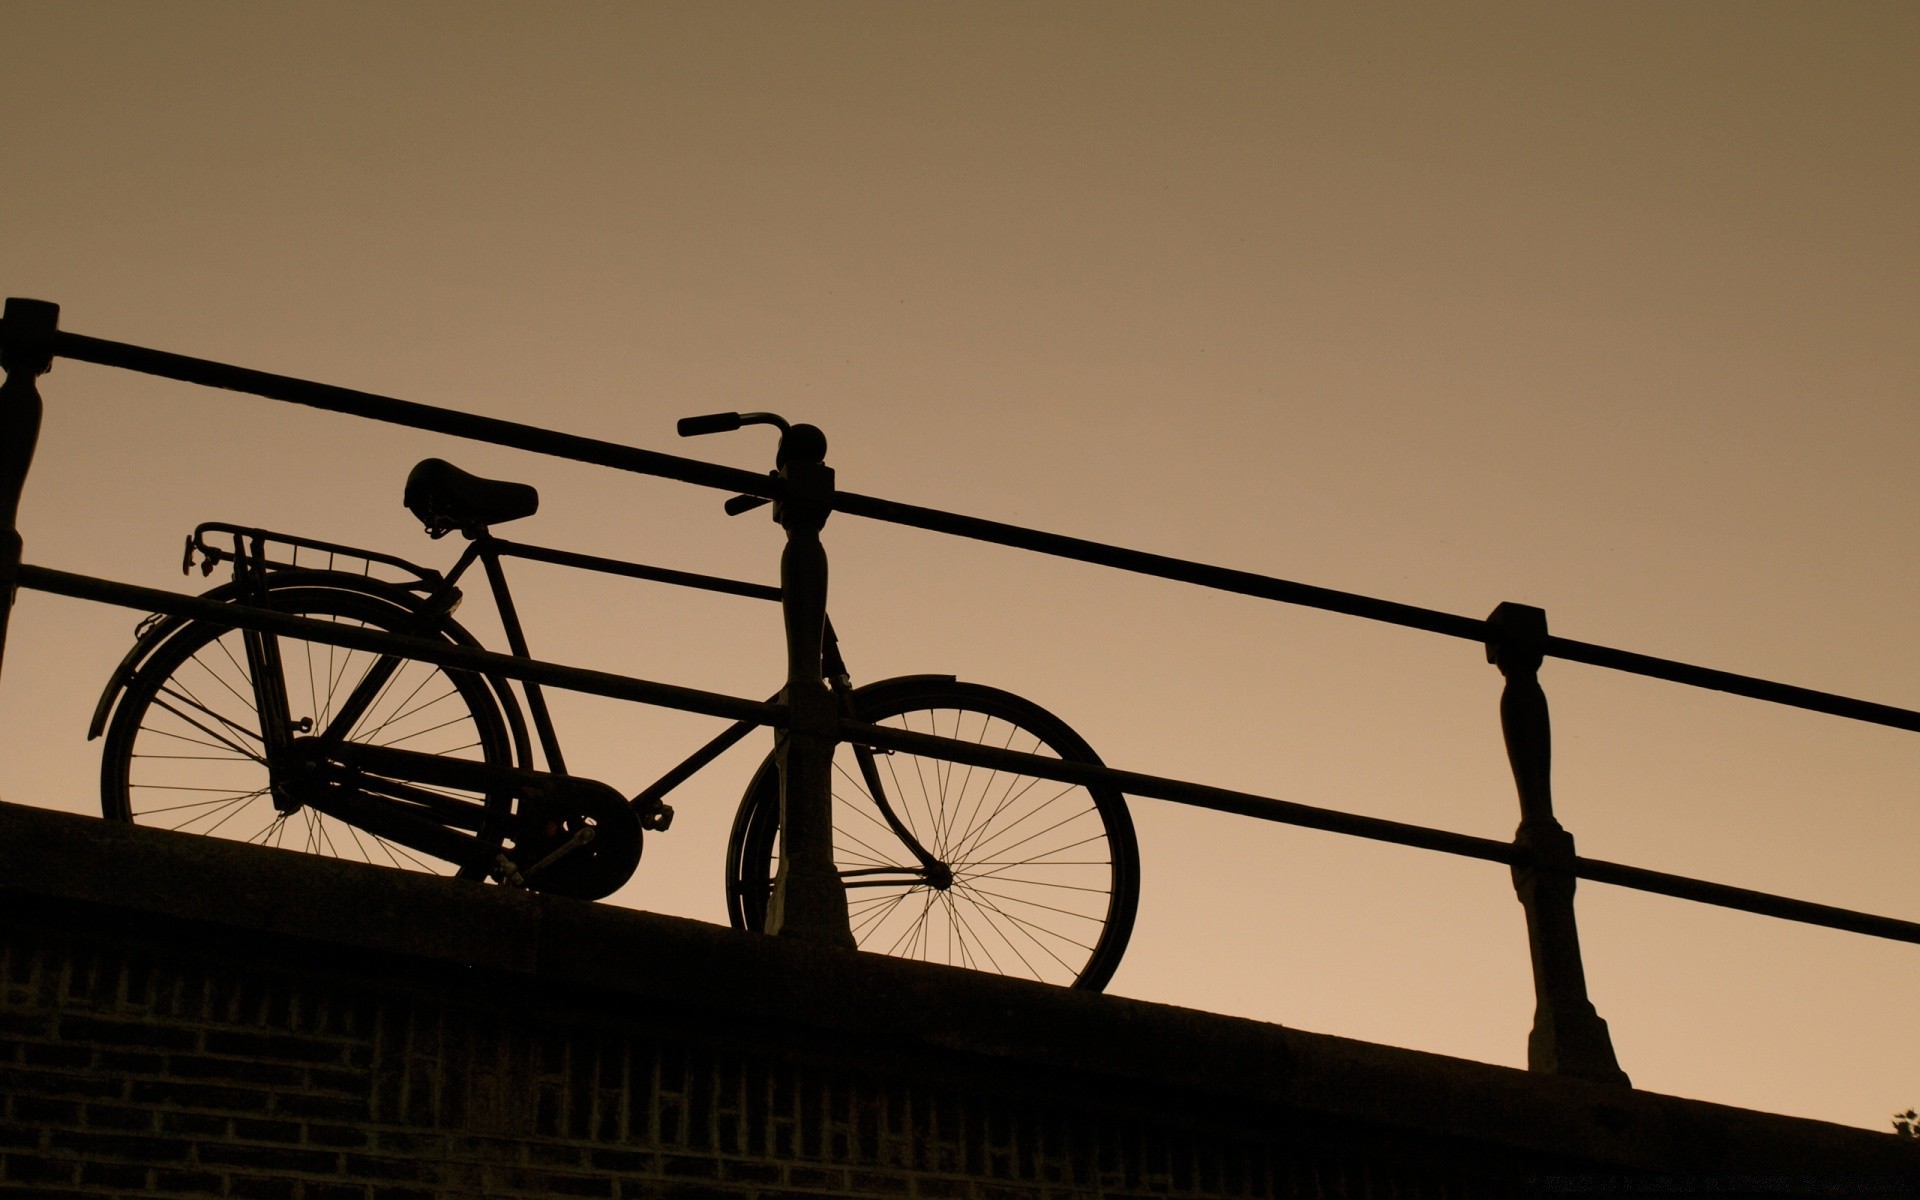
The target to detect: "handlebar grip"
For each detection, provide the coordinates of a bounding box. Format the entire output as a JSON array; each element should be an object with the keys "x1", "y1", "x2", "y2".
[
  {"x1": 677, "y1": 412, "x2": 744, "y2": 437},
  {"x1": 724, "y1": 494, "x2": 772, "y2": 517}
]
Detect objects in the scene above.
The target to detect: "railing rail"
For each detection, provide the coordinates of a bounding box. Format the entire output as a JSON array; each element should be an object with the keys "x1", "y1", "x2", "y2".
[
  {"x1": 49, "y1": 326, "x2": 781, "y2": 500},
  {"x1": 4, "y1": 299, "x2": 1916, "y2": 1089},
  {"x1": 31, "y1": 319, "x2": 1920, "y2": 735},
  {"x1": 34, "y1": 562, "x2": 1920, "y2": 951},
  {"x1": 10, "y1": 314, "x2": 1913, "y2": 728},
  {"x1": 19, "y1": 564, "x2": 783, "y2": 726}
]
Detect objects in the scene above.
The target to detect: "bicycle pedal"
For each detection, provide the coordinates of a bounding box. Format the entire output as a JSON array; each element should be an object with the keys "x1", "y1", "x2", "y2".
[
  {"x1": 522, "y1": 824, "x2": 596, "y2": 880},
  {"x1": 493, "y1": 854, "x2": 527, "y2": 889},
  {"x1": 639, "y1": 803, "x2": 674, "y2": 832}
]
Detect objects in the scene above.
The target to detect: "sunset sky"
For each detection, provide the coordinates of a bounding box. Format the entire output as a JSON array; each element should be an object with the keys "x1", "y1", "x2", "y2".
[{"x1": 3, "y1": 2, "x2": 1917, "y2": 1131}]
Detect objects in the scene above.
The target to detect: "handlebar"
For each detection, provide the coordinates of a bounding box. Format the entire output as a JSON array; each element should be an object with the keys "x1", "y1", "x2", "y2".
[
  {"x1": 676, "y1": 410, "x2": 791, "y2": 437},
  {"x1": 677, "y1": 412, "x2": 817, "y2": 517}
]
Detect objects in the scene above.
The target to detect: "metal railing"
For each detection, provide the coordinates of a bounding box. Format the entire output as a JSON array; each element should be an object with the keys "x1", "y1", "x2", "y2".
[{"x1": 4, "y1": 295, "x2": 1918, "y2": 1088}]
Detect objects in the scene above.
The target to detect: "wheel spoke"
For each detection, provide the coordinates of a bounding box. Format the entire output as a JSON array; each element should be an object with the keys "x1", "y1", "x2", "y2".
[
  {"x1": 954, "y1": 883, "x2": 1088, "y2": 972},
  {"x1": 151, "y1": 687, "x2": 265, "y2": 761},
  {"x1": 957, "y1": 791, "x2": 1098, "y2": 869}
]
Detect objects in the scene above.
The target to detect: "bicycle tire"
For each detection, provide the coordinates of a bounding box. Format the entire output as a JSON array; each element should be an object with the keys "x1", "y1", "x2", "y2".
[
  {"x1": 724, "y1": 677, "x2": 1139, "y2": 990},
  {"x1": 100, "y1": 583, "x2": 513, "y2": 877}
]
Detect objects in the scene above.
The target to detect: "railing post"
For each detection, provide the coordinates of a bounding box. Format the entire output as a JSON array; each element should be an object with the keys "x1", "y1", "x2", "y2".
[
  {"x1": 0, "y1": 299, "x2": 56, "y2": 687},
  {"x1": 766, "y1": 423, "x2": 855, "y2": 948},
  {"x1": 1486, "y1": 601, "x2": 1630, "y2": 1086}
]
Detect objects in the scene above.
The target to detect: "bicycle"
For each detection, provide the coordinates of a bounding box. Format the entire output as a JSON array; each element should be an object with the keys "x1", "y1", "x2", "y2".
[{"x1": 86, "y1": 414, "x2": 1141, "y2": 990}]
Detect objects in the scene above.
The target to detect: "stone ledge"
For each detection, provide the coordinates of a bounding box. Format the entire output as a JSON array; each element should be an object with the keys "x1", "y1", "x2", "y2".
[{"x1": 0, "y1": 799, "x2": 1911, "y2": 1175}]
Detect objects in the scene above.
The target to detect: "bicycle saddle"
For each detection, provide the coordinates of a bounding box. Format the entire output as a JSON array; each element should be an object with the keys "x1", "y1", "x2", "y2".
[{"x1": 404, "y1": 458, "x2": 540, "y2": 537}]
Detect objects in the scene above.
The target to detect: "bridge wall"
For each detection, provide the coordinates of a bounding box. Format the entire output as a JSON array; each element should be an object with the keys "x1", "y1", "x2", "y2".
[{"x1": 0, "y1": 802, "x2": 1909, "y2": 1198}]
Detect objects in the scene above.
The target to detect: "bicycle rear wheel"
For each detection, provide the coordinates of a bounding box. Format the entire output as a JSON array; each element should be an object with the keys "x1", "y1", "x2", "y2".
[
  {"x1": 100, "y1": 585, "x2": 513, "y2": 876},
  {"x1": 725, "y1": 678, "x2": 1139, "y2": 990}
]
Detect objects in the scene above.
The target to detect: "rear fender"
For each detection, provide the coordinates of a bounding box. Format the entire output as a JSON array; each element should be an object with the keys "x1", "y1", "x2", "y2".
[
  {"x1": 87, "y1": 578, "x2": 252, "y2": 740},
  {"x1": 85, "y1": 571, "x2": 528, "y2": 767}
]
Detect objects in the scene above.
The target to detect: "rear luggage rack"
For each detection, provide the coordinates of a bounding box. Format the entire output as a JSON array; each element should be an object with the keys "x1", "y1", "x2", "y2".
[{"x1": 186, "y1": 523, "x2": 443, "y2": 591}]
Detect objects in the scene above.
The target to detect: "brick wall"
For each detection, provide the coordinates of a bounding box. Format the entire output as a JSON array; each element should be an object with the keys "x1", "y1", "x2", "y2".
[{"x1": 0, "y1": 803, "x2": 1911, "y2": 1198}]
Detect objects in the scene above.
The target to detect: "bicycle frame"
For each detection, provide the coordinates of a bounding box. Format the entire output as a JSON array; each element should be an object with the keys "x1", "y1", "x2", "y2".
[{"x1": 198, "y1": 521, "x2": 949, "y2": 891}]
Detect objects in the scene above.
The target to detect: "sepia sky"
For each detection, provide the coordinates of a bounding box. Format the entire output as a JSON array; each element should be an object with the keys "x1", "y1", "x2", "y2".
[{"x1": 3, "y1": 2, "x2": 1917, "y2": 1131}]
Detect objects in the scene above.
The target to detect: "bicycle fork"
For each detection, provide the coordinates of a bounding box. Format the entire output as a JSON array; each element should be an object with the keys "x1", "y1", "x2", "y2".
[{"x1": 819, "y1": 627, "x2": 952, "y2": 891}]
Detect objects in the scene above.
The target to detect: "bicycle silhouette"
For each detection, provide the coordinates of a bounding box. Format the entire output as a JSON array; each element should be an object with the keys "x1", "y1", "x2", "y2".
[{"x1": 87, "y1": 414, "x2": 1139, "y2": 990}]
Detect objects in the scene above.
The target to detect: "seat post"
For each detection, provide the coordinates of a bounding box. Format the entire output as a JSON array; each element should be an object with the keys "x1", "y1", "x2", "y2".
[{"x1": 479, "y1": 540, "x2": 567, "y2": 777}]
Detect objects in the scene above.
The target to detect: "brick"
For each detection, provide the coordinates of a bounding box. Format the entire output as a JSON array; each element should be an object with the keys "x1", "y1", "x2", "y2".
[
  {"x1": 229, "y1": 1173, "x2": 299, "y2": 1200},
  {"x1": 2, "y1": 1152, "x2": 79, "y2": 1184},
  {"x1": 375, "y1": 1131, "x2": 448, "y2": 1156},
  {"x1": 13, "y1": 1097, "x2": 81, "y2": 1125},
  {"x1": 0, "y1": 1065, "x2": 123, "y2": 1100},
  {"x1": 341, "y1": 1154, "x2": 434, "y2": 1182},
  {"x1": 0, "y1": 1183, "x2": 91, "y2": 1199},
  {"x1": 168, "y1": 1053, "x2": 306, "y2": 1086},
  {"x1": 83, "y1": 1102, "x2": 156, "y2": 1132},
  {"x1": 79, "y1": 1158, "x2": 152, "y2": 1188},
  {"x1": 272, "y1": 1092, "x2": 370, "y2": 1122},
  {"x1": 130, "y1": 1078, "x2": 272, "y2": 1112},
  {"x1": 58, "y1": 1015, "x2": 198, "y2": 1051},
  {"x1": 0, "y1": 1011, "x2": 52, "y2": 1038},
  {"x1": 522, "y1": 1169, "x2": 615, "y2": 1197},
  {"x1": 306, "y1": 1123, "x2": 370, "y2": 1149},
  {"x1": 589, "y1": 1147, "x2": 656, "y2": 1174},
  {"x1": 912, "y1": 1177, "x2": 972, "y2": 1199},
  {"x1": 787, "y1": 1165, "x2": 847, "y2": 1190},
  {"x1": 234, "y1": 1117, "x2": 304, "y2": 1144},
  {"x1": 643, "y1": 1185, "x2": 749, "y2": 1200},
  {"x1": 265, "y1": 985, "x2": 297, "y2": 1032},
  {"x1": 306, "y1": 1184, "x2": 371, "y2": 1200},
  {"x1": 197, "y1": 1142, "x2": 339, "y2": 1174},
  {"x1": 0, "y1": 1122, "x2": 42, "y2": 1150},
  {"x1": 527, "y1": 1140, "x2": 587, "y2": 1168},
  {"x1": 662, "y1": 1153, "x2": 721, "y2": 1178},
  {"x1": 535, "y1": 1083, "x2": 564, "y2": 1138},
  {"x1": 158, "y1": 1111, "x2": 227, "y2": 1137},
  {"x1": 847, "y1": 1169, "x2": 915, "y2": 1196},
  {"x1": 20, "y1": 1043, "x2": 92, "y2": 1070},
  {"x1": 46, "y1": 1129, "x2": 191, "y2": 1163},
  {"x1": 305, "y1": 1066, "x2": 370, "y2": 1095},
  {"x1": 719, "y1": 1159, "x2": 782, "y2": 1184},
  {"x1": 153, "y1": 1167, "x2": 225, "y2": 1194},
  {"x1": 204, "y1": 1030, "x2": 349, "y2": 1066},
  {"x1": 98, "y1": 1049, "x2": 166, "y2": 1074}
]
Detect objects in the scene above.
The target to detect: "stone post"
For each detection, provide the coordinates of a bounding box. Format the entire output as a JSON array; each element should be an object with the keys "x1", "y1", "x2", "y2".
[
  {"x1": 0, "y1": 299, "x2": 56, "y2": 687},
  {"x1": 1487, "y1": 601, "x2": 1629, "y2": 1085},
  {"x1": 766, "y1": 423, "x2": 855, "y2": 948}
]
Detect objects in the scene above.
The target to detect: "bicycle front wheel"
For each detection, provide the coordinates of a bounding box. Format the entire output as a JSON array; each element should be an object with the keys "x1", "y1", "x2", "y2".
[
  {"x1": 100, "y1": 584, "x2": 513, "y2": 876},
  {"x1": 724, "y1": 678, "x2": 1139, "y2": 990}
]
